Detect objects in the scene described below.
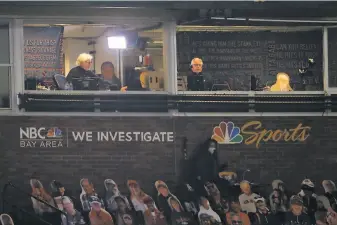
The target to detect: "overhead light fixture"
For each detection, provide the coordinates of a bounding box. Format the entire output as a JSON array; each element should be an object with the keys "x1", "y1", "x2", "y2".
[{"x1": 107, "y1": 36, "x2": 127, "y2": 49}]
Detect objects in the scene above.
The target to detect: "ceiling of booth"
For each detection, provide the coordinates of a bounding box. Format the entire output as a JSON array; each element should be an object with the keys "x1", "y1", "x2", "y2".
[{"x1": 3, "y1": 1, "x2": 337, "y2": 19}]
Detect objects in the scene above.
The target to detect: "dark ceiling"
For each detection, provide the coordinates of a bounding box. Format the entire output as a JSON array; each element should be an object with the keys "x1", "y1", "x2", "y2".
[{"x1": 1, "y1": 1, "x2": 337, "y2": 22}]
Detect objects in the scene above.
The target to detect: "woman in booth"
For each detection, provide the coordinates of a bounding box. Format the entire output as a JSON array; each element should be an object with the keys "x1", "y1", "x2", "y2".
[
  {"x1": 267, "y1": 72, "x2": 293, "y2": 92},
  {"x1": 66, "y1": 53, "x2": 97, "y2": 84}
]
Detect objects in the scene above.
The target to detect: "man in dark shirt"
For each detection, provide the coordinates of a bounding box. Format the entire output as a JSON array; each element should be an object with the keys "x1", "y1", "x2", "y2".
[
  {"x1": 187, "y1": 58, "x2": 212, "y2": 91},
  {"x1": 98, "y1": 61, "x2": 127, "y2": 91}
]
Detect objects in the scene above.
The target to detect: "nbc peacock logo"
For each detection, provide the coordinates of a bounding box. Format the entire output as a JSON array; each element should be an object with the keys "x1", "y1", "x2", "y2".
[
  {"x1": 211, "y1": 121, "x2": 243, "y2": 144},
  {"x1": 46, "y1": 127, "x2": 62, "y2": 138}
]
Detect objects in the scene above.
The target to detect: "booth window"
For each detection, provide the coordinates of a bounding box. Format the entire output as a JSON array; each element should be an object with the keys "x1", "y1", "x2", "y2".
[
  {"x1": 23, "y1": 23, "x2": 164, "y2": 92},
  {"x1": 176, "y1": 26, "x2": 323, "y2": 92},
  {"x1": 0, "y1": 23, "x2": 10, "y2": 108}
]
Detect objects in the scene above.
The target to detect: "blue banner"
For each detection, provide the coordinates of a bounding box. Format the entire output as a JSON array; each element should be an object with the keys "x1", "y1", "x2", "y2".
[{"x1": 24, "y1": 26, "x2": 64, "y2": 80}]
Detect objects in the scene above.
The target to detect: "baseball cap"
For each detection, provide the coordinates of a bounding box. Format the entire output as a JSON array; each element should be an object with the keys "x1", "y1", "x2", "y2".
[{"x1": 290, "y1": 195, "x2": 303, "y2": 205}]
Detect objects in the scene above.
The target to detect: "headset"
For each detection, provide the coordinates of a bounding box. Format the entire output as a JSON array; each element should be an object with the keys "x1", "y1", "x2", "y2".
[{"x1": 190, "y1": 58, "x2": 203, "y2": 68}]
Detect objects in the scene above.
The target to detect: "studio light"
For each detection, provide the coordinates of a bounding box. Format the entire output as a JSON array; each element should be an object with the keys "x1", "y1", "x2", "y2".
[{"x1": 107, "y1": 36, "x2": 127, "y2": 49}]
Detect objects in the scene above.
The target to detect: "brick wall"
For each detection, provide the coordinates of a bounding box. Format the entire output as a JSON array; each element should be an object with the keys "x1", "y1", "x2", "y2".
[{"x1": 0, "y1": 116, "x2": 336, "y2": 205}]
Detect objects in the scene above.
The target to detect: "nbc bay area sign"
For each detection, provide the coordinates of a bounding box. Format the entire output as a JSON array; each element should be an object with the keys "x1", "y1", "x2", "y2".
[{"x1": 211, "y1": 121, "x2": 311, "y2": 148}]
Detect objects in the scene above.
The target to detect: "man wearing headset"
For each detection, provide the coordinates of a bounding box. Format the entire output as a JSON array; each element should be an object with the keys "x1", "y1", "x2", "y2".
[{"x1": 187, "y1": 57, "x2": 211, "y2": 91}]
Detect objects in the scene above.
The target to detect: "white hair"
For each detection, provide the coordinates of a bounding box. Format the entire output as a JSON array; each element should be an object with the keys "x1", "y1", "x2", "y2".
[
  {"x1": 191, "y1": 58, "x2": 203, "y2": 65},
  {"x1": 76, "y1": 53, "x2": 93, "y2": 66}
]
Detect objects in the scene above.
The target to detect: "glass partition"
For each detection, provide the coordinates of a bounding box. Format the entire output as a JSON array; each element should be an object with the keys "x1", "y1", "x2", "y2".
[
  {"x1": 0, "y1": 23, "x2": 10, "y2": 108},
  {"x1": 328, "y1": 27, "x2": 337, "y2": 88},
  {"x1": 23, "y1": 23, "x2": 165, "y2": 92},
  {"x1": 176, "y1": 26, "x2": 323, "y2": 92}
]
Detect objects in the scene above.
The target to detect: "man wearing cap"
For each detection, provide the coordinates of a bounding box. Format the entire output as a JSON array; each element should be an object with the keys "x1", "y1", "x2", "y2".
[
  {"x1": 284, "y1": 195, "x2": 311, "y2": 225},
  {"x1": 251, "y1": 196, "x2": 277, "y2": 225},
  {"x1": 298, "y1": 179, "x2": 318, "y2": 224},
  {"x1": 89, "y1": 196, "x2": 114, "y2": 225}
]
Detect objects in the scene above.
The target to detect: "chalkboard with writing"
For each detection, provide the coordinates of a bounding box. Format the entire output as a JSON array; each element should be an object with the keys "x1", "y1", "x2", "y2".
[
  {"x1": 328, "y1": 28, "x2": 337, "y2": 87},
  {"x1": 177, "y1": 31, "x2": 323, "y2": 91},
  {"x1": 24, "y1": 26, "x2": 64, "y2": 83}
]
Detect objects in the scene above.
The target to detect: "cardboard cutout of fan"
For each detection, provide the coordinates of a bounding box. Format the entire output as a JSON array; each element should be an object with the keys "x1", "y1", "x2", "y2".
[{"x1": 265, "y1": 72, "x2": 293, "y2": 92}]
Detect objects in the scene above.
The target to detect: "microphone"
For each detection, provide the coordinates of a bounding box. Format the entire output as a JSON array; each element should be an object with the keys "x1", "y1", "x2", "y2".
[{"x1": 250, "y1": 76, "x2": 256, "y2": 91}]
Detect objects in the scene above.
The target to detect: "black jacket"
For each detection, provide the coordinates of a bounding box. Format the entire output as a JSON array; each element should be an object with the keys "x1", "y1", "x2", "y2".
[
  {"x1": 189, "y1": 139, "x2": 219, "y2": 184},
  {"x1": 171, "y1": 211, "x2": 197, "y2": 225},
  {"x1": 283, "y1": 212, "x2": 312, "y2": 225},
  {"x1": 157, "y1": 194, "x2": 175, "y2": 223},
  {"x1": 251, "y1": 210, "x2": 279, "y2": 225},
  {"x1": 66, "y1": 66, "x2": 97, "y2": 82}
]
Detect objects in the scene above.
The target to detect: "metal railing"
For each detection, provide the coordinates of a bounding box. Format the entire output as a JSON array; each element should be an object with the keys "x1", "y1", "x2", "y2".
[
  {"x1": 17, "y1": 91, "x2": 330, "y2": 113},
  {"x1": 2, "y1": 181, "x2": 66, "y2": 225}
]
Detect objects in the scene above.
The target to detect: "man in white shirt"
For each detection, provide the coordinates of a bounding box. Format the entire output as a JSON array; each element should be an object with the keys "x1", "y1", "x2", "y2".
[{"x1": 239, "y1": 181, "x2": 258, "y2": 213}]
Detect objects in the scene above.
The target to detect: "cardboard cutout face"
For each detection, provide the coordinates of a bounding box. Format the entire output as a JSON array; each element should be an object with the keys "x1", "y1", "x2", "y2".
[
  {"x1": 122, "y1": 214, "x2": 134, "y2": 225},
  {"x1": 30, "y1": 179, "x2": 55, "y2": 214},
  {"x1": 81, "y1": 178, "x2": 94, "y2": 195},
  {"x1": 127, "y1": 180, "x2": 148, "y2": 212},
  {"x1": 0, "y1": 214, "x2": 14, "y2": 225}
]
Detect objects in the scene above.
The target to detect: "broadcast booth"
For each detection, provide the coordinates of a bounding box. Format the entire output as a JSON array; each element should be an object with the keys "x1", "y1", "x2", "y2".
[{"x1": 1, "y1": 2, "x2": 337, "y2": 114}]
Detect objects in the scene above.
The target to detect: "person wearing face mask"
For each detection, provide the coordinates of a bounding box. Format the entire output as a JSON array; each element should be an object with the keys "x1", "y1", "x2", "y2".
[
  {"x1": 239, "y1": 181, "x2": 259, "y2": 214},
  {"x1": 169, "y1": 197, "x2": 197, "y2": 225},
  {"x1": 322, "y1": 181, "x2": 337, "y2": 210},
  {"x1": 155, "y1": 180, "x2": 182, "y2": 223},
  {"x1": 61, "y1": 196, "x2": 86, "y2": 225},
  {"x1": 251, "y1": 196, "x2": 278, "y2": 225},
  {"x1": 66, "y1": 53, "x2": 99, "y2": 88},
  {"x1": 189, "y1": 139, "x2": 219, "y2": 196},
  {"x1": 225, "y1": 198, "x2": 250, "y2": 225},
  {"x1": 298, "y1": 179, "x2": 318, "y2": 224},
  {"x1": 143, "y1": 196, "x2": 167, "y2": 225},
  {"x1": 284, "y1": 195, "x2": 311, "y2": 225},
  {"x1": 198, "y1": 197, "x2": 221, "y2": 225},
  {"x1": 104, "y1": 179, "x2": 130, "y2": 214}
]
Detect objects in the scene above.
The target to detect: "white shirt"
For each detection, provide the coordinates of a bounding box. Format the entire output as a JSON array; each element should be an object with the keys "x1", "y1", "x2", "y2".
[{"x1": 239, "y1": 193, "x2": 259, "y2": 213}]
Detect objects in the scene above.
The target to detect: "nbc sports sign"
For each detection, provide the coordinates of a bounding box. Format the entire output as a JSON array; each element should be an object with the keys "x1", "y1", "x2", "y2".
[
  {"x1": 19, "y1": 127, "x2": 64, "y2": 148},
  {"x1": 211, "y1": 121, "x2": 311, "y2": 148},
  {"x1": 211, "y1": 122, "x2": 243, "y2": 144}
]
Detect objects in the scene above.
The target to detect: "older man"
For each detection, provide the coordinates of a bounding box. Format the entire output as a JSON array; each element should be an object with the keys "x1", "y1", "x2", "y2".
[{"x1": 187, "y1": 58, "x2": 211, "y2": 91}]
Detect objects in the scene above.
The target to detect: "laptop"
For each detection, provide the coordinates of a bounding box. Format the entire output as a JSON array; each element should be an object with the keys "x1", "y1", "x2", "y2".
[
  {"x1": 187, "y1": 75, "x2": 204, "y2": 91},
  {"x1": 72, "y1": 77, "x2": 99, "y2": 90}
]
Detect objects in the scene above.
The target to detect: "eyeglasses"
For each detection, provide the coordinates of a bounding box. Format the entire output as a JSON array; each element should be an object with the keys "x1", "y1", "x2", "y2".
[{"x1": 192, "y1": 64, "x2": 203, "y2": 67}]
